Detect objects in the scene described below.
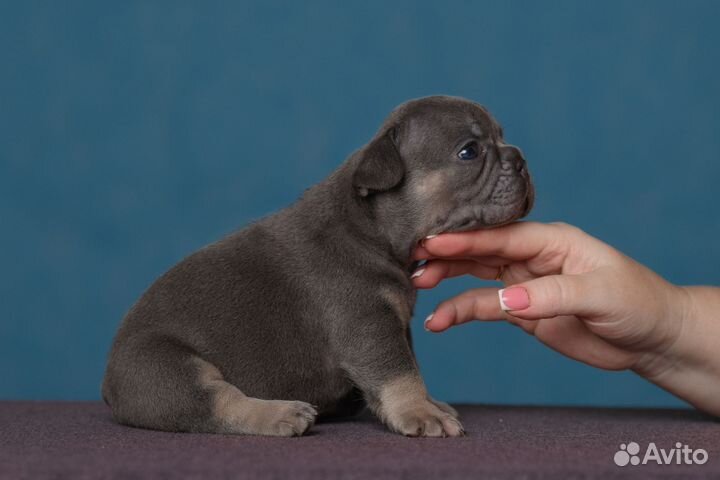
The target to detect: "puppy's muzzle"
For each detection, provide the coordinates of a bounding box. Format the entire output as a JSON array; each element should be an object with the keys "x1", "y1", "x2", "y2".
[
  {"x1": 500, "y1": 145, "x2": 528, "y2": 177},
  {"x1": 489, "y1": 145, "x2": 532, "y2": 208}
]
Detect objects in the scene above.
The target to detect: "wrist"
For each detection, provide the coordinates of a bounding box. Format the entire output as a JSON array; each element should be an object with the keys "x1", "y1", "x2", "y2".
[
  {"x1": 631, "y1": 285, "x2": 695, "y2": 379},
  {"x1": 632, "y1": 285, "x2": 720, "y2": 416}
]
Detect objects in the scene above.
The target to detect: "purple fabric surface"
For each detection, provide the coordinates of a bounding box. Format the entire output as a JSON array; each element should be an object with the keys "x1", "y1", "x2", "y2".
[{"x1": 1, "y1": 401, "x2": 718, "y2": 479}]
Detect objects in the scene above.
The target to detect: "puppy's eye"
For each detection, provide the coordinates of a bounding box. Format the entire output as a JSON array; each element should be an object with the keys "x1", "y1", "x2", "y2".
[{"x1": 458, "y1": 142, "x2": 482, "y2": 160}]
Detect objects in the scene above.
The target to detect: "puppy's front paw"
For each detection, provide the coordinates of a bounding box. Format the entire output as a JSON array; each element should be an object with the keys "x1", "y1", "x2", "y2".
[
  {"x1": 429, "y1": 398, "x2": 460, "y2": 419},
  {"x1": 385, "y1": 401, "x2": 464, "y2": 437}
]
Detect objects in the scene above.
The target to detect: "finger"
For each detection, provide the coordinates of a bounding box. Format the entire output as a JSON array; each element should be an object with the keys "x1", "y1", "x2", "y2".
[
  {"x1": 425, "y1": 288, "x2": 505, "y2": 332},
  {"x1": 412, "y1": 260, "x2": 501, "y2": 289},
  {"x1": 498, "y1": 273, "x2": 606, "y2": 320},
  {"x1": 422, "y1": 221, "x2": 572, "y2": 263},
  {"x1": 413, "y1": 245, "x2": 431, "y2": 260},
  {"x1": 468, "y1": 255, "x2": 511, "y2": 267},
  {"x1": 414, "y1": 246, "x2": 508, "y2": 266}
]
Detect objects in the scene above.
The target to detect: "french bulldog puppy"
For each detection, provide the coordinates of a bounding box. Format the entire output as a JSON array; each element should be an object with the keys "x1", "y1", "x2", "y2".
[{"x1": 102, "y1": 95, "x2": 533, "y2": 437}]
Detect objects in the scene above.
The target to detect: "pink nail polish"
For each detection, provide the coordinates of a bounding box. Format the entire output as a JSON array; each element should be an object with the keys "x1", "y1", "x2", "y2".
[{"x1": 498, "y1": 287, "x2": 530, "y2": 311}]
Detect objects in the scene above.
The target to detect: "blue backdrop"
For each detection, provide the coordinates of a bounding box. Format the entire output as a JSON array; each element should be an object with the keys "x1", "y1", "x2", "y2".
[{"x1": 2, "y1": 1, "x2": 719, "y2": 407}]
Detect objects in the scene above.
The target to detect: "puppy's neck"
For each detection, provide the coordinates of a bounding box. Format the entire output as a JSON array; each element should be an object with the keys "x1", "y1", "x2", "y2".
[{"x1": 293, "y1": 165, "x2": 420, "y2": 273}]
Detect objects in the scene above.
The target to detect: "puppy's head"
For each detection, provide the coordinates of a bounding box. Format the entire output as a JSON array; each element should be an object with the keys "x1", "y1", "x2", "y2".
[{"x1": 352, "y1": 96, "x2": 534, "y2": 242}]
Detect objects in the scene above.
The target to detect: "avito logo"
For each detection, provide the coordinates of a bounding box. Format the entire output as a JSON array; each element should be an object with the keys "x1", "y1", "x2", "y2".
[{"x1": 614, "y1": 441, "x2": 709, "y2": 467}]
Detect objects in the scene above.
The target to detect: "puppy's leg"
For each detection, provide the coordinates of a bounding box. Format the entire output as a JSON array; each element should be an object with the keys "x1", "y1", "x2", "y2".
[
  {"x1": 406, "y1": 325, "x2": 460, "y2": 420},
  {"x1": 194, "y1": 358, "x2": 317, "y2": 437},
  {"x1": 340, "y1": 319, "x2": 464, "y2": 437},
  {"x1": 104, "y1": 339, "x2": 316, "y2": 436}
]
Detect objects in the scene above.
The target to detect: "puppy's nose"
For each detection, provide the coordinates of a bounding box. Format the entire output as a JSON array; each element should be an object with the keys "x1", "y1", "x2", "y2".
[{"x1": 500, "y1": 145, "x2": 526, "y2": 174}]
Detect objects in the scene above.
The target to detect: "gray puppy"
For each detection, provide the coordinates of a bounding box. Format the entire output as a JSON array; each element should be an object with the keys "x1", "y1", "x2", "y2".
[{"x1": 102, "y1": 95, "x2": 533, "y2": 437}]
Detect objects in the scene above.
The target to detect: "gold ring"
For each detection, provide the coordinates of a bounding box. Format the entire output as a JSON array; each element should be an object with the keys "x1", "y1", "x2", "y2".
[{"x1": 495, "y1": 265, "x2": 506, "y2": 281}]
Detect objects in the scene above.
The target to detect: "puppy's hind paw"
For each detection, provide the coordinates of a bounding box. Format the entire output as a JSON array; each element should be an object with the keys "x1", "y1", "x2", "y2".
[{"x1": 256, "y1": 399, "x2": 318, "y2": 437}]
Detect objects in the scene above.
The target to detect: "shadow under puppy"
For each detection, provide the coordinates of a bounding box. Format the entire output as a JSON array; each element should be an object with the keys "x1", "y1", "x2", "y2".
[{"x1": 102, "y1": 95, "x2": 534, "y2": 437}]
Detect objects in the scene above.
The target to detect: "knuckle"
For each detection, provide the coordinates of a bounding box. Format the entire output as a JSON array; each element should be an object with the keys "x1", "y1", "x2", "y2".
[
  {"x1": 550, "y1": 221, "x2": 583, "y2": 236},
  {"x1": 544, "y1": 275, "x2": 567, "y2": 314},
  {"x1": 568, "y1": 224, "x2": 586, "y2": 239},
  {"x1": 471, "y1": 294, "x2": 487, "y2": 320}
]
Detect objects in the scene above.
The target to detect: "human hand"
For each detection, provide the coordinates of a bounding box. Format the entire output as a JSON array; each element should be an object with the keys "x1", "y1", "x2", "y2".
[{"x1": 412, "y1": 222, "x2": 689, "y2": 374}]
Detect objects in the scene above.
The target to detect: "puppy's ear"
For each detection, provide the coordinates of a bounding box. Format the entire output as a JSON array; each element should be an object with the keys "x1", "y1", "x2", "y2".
[{"x1": 352, "y1": 128, "x2": 404, "y2": 197}]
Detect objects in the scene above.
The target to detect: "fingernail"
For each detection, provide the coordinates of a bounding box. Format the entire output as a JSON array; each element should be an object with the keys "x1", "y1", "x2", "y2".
[
  {"x1": 498, "y1": 286, "x2": 530, "y2": 311},
  {"x1": 411, "y1": 268, "x2": 425, "y2": 279},
  {"x1": 424, "y1": 313, "x2": 434, "y2": 331},
  {"x1": 420, "y1": 234, "x2": 438, "y2": 247}
]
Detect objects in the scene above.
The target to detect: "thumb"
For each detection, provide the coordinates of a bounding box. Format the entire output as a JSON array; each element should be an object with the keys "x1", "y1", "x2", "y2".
[{"x1": 499, "y1": 273, "x2": 603, "y2": 320}]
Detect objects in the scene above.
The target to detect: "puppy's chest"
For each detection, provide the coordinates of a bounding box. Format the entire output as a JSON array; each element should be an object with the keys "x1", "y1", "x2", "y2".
[{"x1": 380, "y1": 286, "x2": 416, "y2": 327}]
